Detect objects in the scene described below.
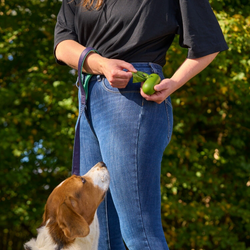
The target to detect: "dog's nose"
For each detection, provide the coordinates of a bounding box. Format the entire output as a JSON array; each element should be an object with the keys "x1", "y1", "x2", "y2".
[{"x1": 99, "y1": 162, "x2": 107, "y2": 168}]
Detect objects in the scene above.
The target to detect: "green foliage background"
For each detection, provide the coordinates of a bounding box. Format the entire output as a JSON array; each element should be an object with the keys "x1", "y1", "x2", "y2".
[{"x1": 0, "y1": 0, "x2": 249, "y2": 249}]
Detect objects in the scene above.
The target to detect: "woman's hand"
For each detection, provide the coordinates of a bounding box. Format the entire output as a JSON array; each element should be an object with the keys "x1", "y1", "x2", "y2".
[
  {"x1": 140, "y1": 79, "x2": 177, "y2": 104},
  {"x1": 98, "y1": 57, "x2": 137, "y2": 88},
  {"x1": 84, "y1": 52, "x2": 136, "y2": 88}
]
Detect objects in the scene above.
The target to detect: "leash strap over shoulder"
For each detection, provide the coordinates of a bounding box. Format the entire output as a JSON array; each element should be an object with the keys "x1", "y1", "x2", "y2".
[{"x1": 72, "y1": 47, "x2": 99, "y2": 175}]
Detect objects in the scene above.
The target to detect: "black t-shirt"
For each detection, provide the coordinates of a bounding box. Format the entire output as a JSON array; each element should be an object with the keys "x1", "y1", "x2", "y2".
[{"x1": 54, "y1": 0, "x2": 228, "y2": 66}]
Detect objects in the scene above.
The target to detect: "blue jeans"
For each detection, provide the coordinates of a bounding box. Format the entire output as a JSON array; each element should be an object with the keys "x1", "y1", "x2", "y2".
[{"x1": 76, "y1": 62, "x2": 173, "y2": 249}]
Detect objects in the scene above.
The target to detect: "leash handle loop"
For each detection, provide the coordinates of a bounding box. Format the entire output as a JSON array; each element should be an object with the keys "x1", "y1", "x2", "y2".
[{"x1": 78, "y1": 47, "x2": 100, "y2": 103}]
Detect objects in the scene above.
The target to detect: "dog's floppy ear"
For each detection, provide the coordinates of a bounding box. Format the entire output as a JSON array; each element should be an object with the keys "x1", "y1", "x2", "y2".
[{"x1": 57, "y1": 198, "x2": 90, "y2": 239}]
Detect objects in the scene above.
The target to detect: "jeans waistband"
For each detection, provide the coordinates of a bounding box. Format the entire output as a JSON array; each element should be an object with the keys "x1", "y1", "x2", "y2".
[
  {"x1": 92, "y1": 62, "x2": 163, "y2": 82},
  {"x1": 130, "y1": 62, "x2": 163, "y2": 75},
  {"x1": 76, "y1": 62, "x2": 164, "y2": 87}
]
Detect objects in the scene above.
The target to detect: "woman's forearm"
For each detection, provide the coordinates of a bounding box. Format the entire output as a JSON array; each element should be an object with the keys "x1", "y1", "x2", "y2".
[
  {"x1": 55, "y1": 40, "x2": 108, "y2": 75},
  {"x1": 141, "y1": 52, "x2": 219, "y2": 103},
  {"x1": 55, "y1": 40, "x2": 86, "y2": 70},
  {"x1": 170, "y1": 52, "x2": 219, "y2": 89}
]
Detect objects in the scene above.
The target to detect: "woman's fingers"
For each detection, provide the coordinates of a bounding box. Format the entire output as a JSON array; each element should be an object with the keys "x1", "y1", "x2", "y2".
[
  {"x1": 101, "y1": 59, "x2": 136, "y2": 88},
  {"x1": 140, "y1": 79, "x2": 177, "y2": 104}
]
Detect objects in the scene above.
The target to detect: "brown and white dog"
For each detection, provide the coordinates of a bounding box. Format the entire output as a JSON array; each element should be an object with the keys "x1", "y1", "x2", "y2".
[{"x1": 24, "y1": 162, "x2": 110, "y2": 250}]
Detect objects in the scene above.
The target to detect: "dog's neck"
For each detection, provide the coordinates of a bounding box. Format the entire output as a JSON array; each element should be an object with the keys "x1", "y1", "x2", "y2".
[{"x1": 24, "y1": 213, "x2": 99, "y2": 250}]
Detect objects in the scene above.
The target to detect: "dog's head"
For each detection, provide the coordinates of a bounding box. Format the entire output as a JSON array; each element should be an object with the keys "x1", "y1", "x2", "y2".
[
  {"x1": 24, "y1": 162, "x2": 110, "y2": 250},
  {"x1": 44, "y1": 162, "x2": 110, "y2": 240}
]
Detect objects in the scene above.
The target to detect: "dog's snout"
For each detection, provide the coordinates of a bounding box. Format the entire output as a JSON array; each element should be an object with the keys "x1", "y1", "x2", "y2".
[{"x1": 84, "y1": 162, "x2": 110, "y2": 191}]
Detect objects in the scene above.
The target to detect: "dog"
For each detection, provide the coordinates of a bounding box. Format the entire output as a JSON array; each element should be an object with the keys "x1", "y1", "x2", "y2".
[{"x1": 24, "y1": 162, "x2": 110, "y2": 250}]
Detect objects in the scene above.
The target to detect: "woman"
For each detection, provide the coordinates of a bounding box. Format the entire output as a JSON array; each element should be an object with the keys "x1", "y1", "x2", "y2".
[{"x1": 54, "y1": 0, "x2": 228, "y2": 249}]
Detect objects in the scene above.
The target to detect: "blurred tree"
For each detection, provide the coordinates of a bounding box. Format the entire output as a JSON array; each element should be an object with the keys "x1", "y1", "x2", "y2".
[
  {"x1": 161, "y1": 1, "x2": 250, "y2": 249},
  {"x1": 0, "y1": 0, "x2": 77, "y2": 248}
]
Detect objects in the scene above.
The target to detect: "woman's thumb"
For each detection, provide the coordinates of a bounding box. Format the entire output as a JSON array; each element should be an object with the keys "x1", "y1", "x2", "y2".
[{"x1": 154, "y1": 81, "x2": 165, "y2": 92}]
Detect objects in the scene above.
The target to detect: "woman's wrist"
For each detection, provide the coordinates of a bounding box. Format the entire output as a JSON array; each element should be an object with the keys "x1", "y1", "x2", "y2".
[{"x1": 83, "y1": 52, "x2": 107, "y2": 75}]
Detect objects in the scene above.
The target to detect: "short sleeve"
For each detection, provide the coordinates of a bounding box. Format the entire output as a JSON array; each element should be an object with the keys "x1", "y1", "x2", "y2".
[
  {"x1": 176, "y1": 0, "x2": 228, "y2": 59},
  {"x1": 54, "y1": 0, "x2": 78, "y2": 64}
]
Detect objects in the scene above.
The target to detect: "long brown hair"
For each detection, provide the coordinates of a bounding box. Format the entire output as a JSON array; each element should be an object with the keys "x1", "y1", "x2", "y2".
[{"x1": 81, "y1": 0, "x2": 104, "y2": 10}]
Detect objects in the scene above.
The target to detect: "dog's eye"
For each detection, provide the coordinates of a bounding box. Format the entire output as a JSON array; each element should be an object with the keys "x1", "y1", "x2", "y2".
[{"x1": 81, "y1": 177, "x2": 86, "y2": 184}]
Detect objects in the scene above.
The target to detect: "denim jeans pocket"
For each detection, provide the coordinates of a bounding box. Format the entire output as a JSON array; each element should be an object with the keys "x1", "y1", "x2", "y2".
[{"x1": 101, "y1": 77, "x2": 142, "y2": 94}]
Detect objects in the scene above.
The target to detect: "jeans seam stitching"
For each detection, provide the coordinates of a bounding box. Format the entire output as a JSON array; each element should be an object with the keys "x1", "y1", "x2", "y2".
[
  {"x1": 83, "y1": 107, "x2": 98, "y2": 140},
  {"x1": 105, "y1": 196, "x2": 112, "y2": 250},
  {"x1": 134, "y1": 100, "x2": 151, "y2": 250},
  {"x1": 165, "y1": 100, "x2": 170, "y2": 141},
  {"x1": 165, "y1": 98, "x2": 173, "y2": 109}
]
